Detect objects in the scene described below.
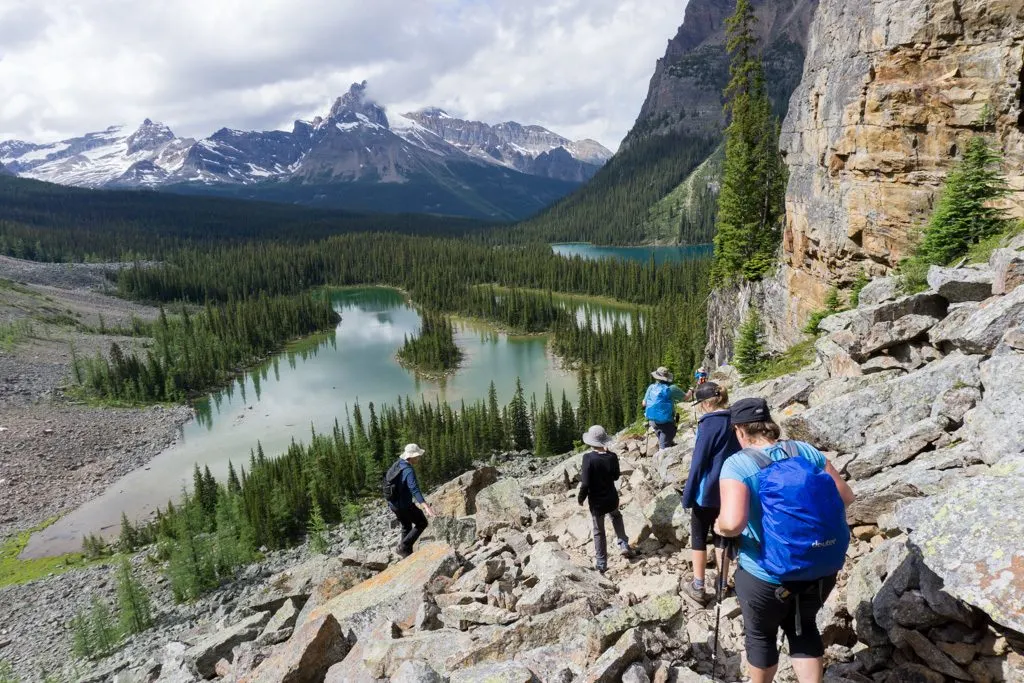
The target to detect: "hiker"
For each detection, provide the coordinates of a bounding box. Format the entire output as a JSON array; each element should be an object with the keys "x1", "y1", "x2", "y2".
[
  {"x1": 642, "y1": 366, "x2": 686, "y2": 452},
  {"x1": 716, "y1": 398, "x2": 855, "y2": 683},
  {"x1": 384, "y1": 443, "x2": 436, "y2": 558},
  {"x1": 680, "y1": 382, "x2": 740, "y2": 605},
  {"x1": 694, "y1": 366, "x2": 709, "y2": 385},
  {"x1": 577, "y1": 425, "x2": 632, "y2": 573}
]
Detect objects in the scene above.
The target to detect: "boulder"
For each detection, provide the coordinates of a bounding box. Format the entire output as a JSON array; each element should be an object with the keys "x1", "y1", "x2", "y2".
[
  {"x1": 816, "y1": 335, "x2": 863, "y2": 378},
  {"x1": 888, "y1": 626, "x2": 972, "y2": 680},
  {"x1": 476, "y1": 479, "x2": 532, "y2": 537},
  {"x1": 186, "y1": 612, "x2": 270, "y2": 678},
  {"x1": 258, "y1": 598, "x2": 300, "y2": 646},
  {"x1": 428, "y1": 466, "x2": 498, "y2": 518},
  {"x1": 616, "y1": 572, "x2": 681, "y2": 602},
  {"x1": 583, "y1": 628, "x2": 644, "y2": 683},
  {"x1": 391, "y1": 660, "x2": 442, "y2": 683},
  {"x1": 784, "y1": 352, "x2": 982, "y2": 454},
  {"x1": 845, "y1": 417, "x2": 949, "y2": 480},
  {"x1": 927, "y1": 265, "x2": 995, "y2": 303},
  {"x1": 449, "y1": 600, "x2": 597, "y2": 668},
  {"x1": 240, "y1": 615, "x2": 348, "y2": 683},
  {"x1": 525, "y1": 453, "x2": 585, "y2": 495},
  {"x1": 439, "y1": 602, "x2": 519, "y2": 628},
  {"x1": 622, "y1": 663, "x2": 651, "y2": 683},
  {"x1": 651, "y1": 443, "x2": 692, "y2": 486},
  {"x1": 422, "y1": 515, "x2": 477, "y2": 550},
  {"x1": 515, "y1": 643, "x2": 589, "y2": 682},
  {"x1": 807, "y1": 371, "x2": 903, "y2": 407},
  {"x1": 896, "y1": 455, "x2": 1024, "y2": 634},
  {"x1": 858, "y1": 277, "x2": 899, "y2": 307},
  {"x1": 155, "y1": 643, "x2": 198, "y2": 683},
  {"x1": 995, "y1": 325, "x2": 1024, "y2": 355},
  {"x1": 819, "y1": 292, "x2": 946, "y2": 336},
  {"x1": 929, "y1": 286, "x2": 1024, "y2": 354},
  {"x1": 294, "y1": 567, "x2": 373, "y2": 626},
  {"x1": 356, "y1": 628, "x2": 477, "y2": 679},
  {"x1": 991, "y1": 247, "x2": 1024, "y2": 295},
  {"x1": 643, "y1": 487, "x2": 689, "y2": 546},
  {"x1": 247, "y1": 557, "x2": 358, "y2": 614},
  {"x1": 449, "y1": 662, "x2": 536, "y2": 683},
  {"x1": 964, "y1": 354, "x2": 1024, "y2": 463},
  {"x1": 301, "y1": 543, "x2": 458, "y2": 641},
  {"x1": 846, "y1": 442, "x2": 983, "y2": 526},
  {"x1": 846, "y1": 539, "x2": 910, "y2": 647},
  {"x1": 856, "y1": 314, "x2": 940, "y2": 359},
  {"x1": 860, "y1": 355, "x2": 910, "y2": 375},
  {"x1": 588, "y1": 594, "x2": 682, "y2": 652}
]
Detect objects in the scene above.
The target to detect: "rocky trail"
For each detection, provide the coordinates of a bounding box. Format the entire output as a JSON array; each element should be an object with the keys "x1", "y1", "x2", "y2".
[{"x1": 2, "y1": 250, "x2": 1018, "y2": 681}]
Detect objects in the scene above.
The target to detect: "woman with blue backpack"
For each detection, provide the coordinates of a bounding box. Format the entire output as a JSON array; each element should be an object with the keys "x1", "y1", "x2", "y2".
[
  {"x1": 642, "y1": 366, "x2": 686, "y2": 452},
  {"x1": 715, "y1": 397, "x2": 855, "y2": 683}
]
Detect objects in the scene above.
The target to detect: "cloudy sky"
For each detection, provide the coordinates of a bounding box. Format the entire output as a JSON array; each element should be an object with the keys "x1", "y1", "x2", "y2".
[{"x1": 0, "y1": 0, "x2": 686, "y2": 151}]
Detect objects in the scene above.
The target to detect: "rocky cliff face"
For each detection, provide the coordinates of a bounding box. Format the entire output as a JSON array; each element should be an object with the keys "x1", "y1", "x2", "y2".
[
  {"x1": 779, "y1": 0, "x2": 1024, "y2": 329},
  {"x1": 630, "y1": 0, "x2": 815, "y2": 142}
]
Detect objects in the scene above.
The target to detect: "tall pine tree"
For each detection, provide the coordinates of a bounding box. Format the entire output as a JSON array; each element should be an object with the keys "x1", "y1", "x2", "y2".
[{"x1": 712, "y1": 0, "x2": 787, "y2": 284}]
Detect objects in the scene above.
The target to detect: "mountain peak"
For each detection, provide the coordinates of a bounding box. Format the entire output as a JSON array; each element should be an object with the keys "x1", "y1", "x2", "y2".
[
  {"x1": 126, "y1": 119, "x2": 176, "y2": 155},
  {"x1": 328, "y1": 81, "x2": 389, "y2": 129}
]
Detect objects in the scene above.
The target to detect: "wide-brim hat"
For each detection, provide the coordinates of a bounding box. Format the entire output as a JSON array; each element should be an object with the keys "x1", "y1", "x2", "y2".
[
  {"x1": 582, "y1": 425, "x2": 612, "y2": 448},
  {"x1": 401, "y1": 443, "x2": 426, "y2": 460},
  {"x1": 651, "y1": 366, "x2": 674, "y2": 382},
  {"x1": 692, "y1": 382, "x2": 722, "y2": 405}
]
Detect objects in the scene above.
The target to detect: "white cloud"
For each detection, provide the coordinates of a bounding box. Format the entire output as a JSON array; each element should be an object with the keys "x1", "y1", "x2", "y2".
[{"x1": 0, "y1": 0, "x2": 684, "y2": 150}]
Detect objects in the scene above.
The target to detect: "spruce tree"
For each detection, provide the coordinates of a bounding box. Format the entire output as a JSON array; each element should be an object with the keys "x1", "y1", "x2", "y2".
[
  {"x1": 115, "y1": 558, "x2": 153, "y2": 636},
  {"x1": 916, "y1": 135, "x2": 1010, "y2": 265},
  {"x1": 88, "y1": 596, "x2": 119, "y2": 658},
  {"x1": 118, "y1": 512, "x2": 141, "y2": 552},
  {"x1": 712, "y1": 0, "x2": 787, "y2": 284},
  {"x1": 307, "y1": 499, "x2": 329, "y2": 555},
  {"x1": 509, "y1": 378, "x2": 532, "y2": 451},
  {"x1": 734, "y1": 307, "x2": 766, "y2": 379}
]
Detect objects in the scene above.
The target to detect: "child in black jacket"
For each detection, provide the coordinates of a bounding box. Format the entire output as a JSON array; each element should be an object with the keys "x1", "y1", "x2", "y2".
[{"x1": 578, "y1": 425, "x2": 633, "y2": 572}]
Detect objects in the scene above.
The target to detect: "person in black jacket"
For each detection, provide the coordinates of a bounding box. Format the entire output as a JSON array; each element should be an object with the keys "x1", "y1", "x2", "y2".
[
  {"x1": 680, "y1": 382, "x2": 740, "y2": 604},
  {"x1": 578, "y1": 425, "x2": 632, "y2": 573}
]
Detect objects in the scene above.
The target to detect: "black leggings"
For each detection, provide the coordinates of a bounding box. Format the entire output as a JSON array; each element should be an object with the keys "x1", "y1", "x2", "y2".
[
  {"x1": 733, "y1": 567, "x2": 837, "y2": 669},
  {"x1": 393, "y1": 505, "x2": 428, "y2": 552},
  {"x1": 689, "y1": 505, "x2": 725, "y2": 552}
]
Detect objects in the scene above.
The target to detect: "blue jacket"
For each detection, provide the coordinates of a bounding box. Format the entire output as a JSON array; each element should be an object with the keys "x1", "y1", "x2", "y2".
[
  {"x1": 681, "y1": 410, "x2": 741, "y2": 509},
  {"x1": 388, "y1": 459, "x2": 426, "y2": 510}
]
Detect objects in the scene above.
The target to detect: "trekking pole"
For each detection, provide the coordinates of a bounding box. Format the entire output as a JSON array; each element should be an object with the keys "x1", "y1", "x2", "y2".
[
  {"x1": 711, "y1": 538, "x2": 736, "y2": 682},
  {"x1": 711, "y1": 560, "x2": 724, "y2": 682}
]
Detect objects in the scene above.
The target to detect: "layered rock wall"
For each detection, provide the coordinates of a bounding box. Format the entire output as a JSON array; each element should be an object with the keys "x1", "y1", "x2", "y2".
[{"x1": 779, "y1": 0, "x2": 1024, "y2": 332}]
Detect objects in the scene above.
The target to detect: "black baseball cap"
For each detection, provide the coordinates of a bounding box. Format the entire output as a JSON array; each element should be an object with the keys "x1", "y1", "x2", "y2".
[
  {"x1": 692, "y1": 382, "x2": 722, "y2": 405},
  {"x1": 730, "y1": 397, "x2": 772, "y2": 425}
]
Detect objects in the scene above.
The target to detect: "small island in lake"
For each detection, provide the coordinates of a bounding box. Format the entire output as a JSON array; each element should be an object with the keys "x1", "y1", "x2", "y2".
[{"x1": 396, "y1": 311, "x2": 464, "y2": 377}]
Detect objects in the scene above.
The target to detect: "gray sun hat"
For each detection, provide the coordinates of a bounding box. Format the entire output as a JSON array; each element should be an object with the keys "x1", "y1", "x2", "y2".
[
  {"x1": 651, "y1": 366, "x2": 674, "y2": 382},
  {"x1": 401, "y1": 443, "x2": 426, "y2": 460},
  {"x1": 582, "y1": 425, "x2": 613, "y2": 448}
]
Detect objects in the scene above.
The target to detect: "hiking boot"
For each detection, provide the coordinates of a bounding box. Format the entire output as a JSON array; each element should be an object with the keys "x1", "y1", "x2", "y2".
[
  {"x1": 596, "y1": 563, "x2": 608, "y2": 574},
  {"x1": 396, "y1": 544, "x2": 412, "y2": 559},
  {"x1": 683, "y1": 580, "x2": 708, "y2": 605},
  {"x1": 617, "y1": 539, "x2": 633, "y2": 557}
]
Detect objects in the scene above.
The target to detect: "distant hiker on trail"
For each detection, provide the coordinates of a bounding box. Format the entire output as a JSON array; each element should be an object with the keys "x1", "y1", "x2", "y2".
[
  {"x1": 383, "y1": 443, "x2": 436, "y2": 558},
  {"x1": 642, "y1": 366, "x2": 686, "y2": 452},
  {"x1": 680, "y1": 382, "x2": 740, "y2": 605},
  {"x1": 715, "y1": 398, "x2": 855, "y2": 683},
  {"x1": 695, "y1": 366, "x2": 709, "y2": 385},
  {"x1": 577, "y1": 425, "x2": 633, "y2": 573}
]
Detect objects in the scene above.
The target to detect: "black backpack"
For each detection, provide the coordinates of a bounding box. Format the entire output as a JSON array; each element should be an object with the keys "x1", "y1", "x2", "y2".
[{"x1": 382, "y1": 460, "x2": 404, "y2": 502}]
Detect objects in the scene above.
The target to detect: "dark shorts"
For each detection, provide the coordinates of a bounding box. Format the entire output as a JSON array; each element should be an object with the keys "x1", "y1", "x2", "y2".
[
  {"x1": 689, "y1": 505, "x2": 725, "y2": 552},
  {"x1": 733, "y1": 567, "x2": 837, "y2": 669}
]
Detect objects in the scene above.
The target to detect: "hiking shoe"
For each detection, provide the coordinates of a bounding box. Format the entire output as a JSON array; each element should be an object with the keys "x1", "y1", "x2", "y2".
[
  {"x1": 617, "y1": 539, "x2": 633, "y2": 557},
  {"x1": 596, "y1": 563, "x2": 608, "y2": 574},
  {"x1": 396, "y1": 545, "x2": 412, "y2": 559},
  {"x1": 683, "y1": 580, "x2": 708, "y2": 605}
]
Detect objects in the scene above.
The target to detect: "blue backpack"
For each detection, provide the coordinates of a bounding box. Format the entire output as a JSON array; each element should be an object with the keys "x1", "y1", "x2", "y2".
[
  {"x1": 644, "y1": 383, "x2": 675, "y2": 423},
  {"x1": 743, "y1": 441, "x2": 849, "y2": 583}
]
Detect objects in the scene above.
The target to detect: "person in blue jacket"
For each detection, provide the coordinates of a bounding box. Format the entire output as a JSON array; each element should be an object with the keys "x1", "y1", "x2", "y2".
[
  {"x1": 386, "y1": 444, "x2": 436, "y2": 557},
  {"x1": 680, "y1": 382, "x2": 739, "y2": 604},
  {"x1": 642, "y1": 366, "x2": 686, "y2": 452}
]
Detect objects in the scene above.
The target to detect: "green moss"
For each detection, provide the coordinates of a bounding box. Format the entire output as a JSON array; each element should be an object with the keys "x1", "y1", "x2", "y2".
[
  {"x1": 0, "y1": 518, "x2": 109, "y2": 588},
  {"x1": 746, "y1": 338, "x2": 817, "y2": 384}
]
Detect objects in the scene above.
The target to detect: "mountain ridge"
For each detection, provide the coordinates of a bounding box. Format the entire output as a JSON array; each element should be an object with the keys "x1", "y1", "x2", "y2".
[{"x1": 0, "y1": 82, "x2": 607, "y2": 220}]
